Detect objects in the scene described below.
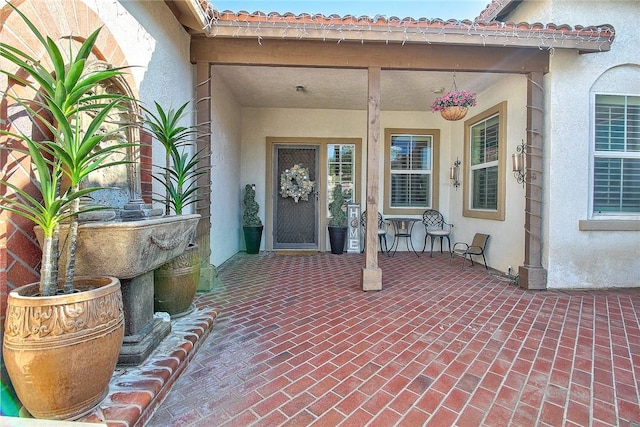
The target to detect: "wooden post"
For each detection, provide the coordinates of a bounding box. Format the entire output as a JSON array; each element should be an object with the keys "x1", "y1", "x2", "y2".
[
  {"x1": 195, "y1": 62, "x2": 217, "y2": 291},
  {"x1": 362, "y1": 67, "x2": 383, "y2": 291},
  {"x1": 519, "y1": 71, "x2": 547, "y2": 290}
]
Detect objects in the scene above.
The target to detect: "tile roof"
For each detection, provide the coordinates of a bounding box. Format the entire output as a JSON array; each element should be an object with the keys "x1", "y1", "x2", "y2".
[
  {"x1": 477, "y1": 0, "x2": 519, "y2": 22},
  {"x1": 204, "y1": 9, "x2": 614, "y2": 53}
]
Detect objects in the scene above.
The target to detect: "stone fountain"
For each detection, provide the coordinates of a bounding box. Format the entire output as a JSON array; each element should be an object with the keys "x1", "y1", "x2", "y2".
[
  {"x1": 36, "y1": 214, "x2": 200, "y2": 365},
  {"x1": 33, "y1": 115, "x2": 203, "y2": 364}
]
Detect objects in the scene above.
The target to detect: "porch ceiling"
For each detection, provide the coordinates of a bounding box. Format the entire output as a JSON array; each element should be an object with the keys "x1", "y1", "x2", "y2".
[{"x1": 213, "y1": 66, "x2": 506, "y2": 111}]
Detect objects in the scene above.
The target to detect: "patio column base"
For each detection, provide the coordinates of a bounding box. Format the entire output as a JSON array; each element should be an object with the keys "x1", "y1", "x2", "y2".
[
  {"x1": 362, "y1": 267, "x2": 382, "y2": 291},
  {"x1": 198, "y1": 263, "x2": 218, "y2": 292},
  {"x1": 518, "y1": 265, "x2": 547, "y2": 290}
]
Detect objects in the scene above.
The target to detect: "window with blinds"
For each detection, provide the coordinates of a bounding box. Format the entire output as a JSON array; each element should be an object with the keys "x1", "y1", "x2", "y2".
[
  {"x1": 470, "y1": 115, "x2": 499, "y2": 210},
  {"x1": 327, "y1": 144, "x2": 356, "y2": 215},
  {"x1": 593, "y1": 94, "x2": 640, "y2": 214},
  {"x1": 389, "y1": 134, "x2": 432, "y2": 209}
]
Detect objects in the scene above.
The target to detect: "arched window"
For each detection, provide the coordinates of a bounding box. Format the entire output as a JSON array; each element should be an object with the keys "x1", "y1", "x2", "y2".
[{"x1": 590, "y1": 65, "x2": 640, "y2": 216}]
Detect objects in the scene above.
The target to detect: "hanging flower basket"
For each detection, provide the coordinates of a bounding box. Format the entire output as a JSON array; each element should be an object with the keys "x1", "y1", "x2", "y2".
[
  {"x1": 280, "y1": 164, "x2": 314, "y2": 203},
  {"x1": 430, "y1": 88, "x2": 477, "y2": 122},
  {"x1": 440, "y1": 105, "x2": 469, "y2": 121}
]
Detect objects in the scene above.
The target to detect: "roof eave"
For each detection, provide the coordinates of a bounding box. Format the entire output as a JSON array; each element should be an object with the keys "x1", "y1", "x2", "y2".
[
  {"x1": 477, "y1": 0, "x2": 523, "y2": 22},
  {"x1": 207, "y1": 22, "x2": 614, "y2": 53},
  {"x1": 165, "y1": 0, "x2": 215, "y2": 34}
]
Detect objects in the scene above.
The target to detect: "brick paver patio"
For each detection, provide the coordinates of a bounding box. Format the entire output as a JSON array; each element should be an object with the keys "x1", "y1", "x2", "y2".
[{"x1": 146, "y1": 251, "x2": 640, "y2": 426}]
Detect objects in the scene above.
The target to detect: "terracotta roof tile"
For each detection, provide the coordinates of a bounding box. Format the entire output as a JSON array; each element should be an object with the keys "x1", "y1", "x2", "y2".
[
  {"x1": 477, "y1": 0, "x2": 516, "y2": 21},
  {"x1": 207, "y1": 9, "x2": 614, "y2": 53}
]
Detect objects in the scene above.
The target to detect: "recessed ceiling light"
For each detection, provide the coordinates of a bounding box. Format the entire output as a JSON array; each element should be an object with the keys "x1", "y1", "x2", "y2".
[
  {"x1": 433, "y1": 87, "x2": 445, "y2": 94},
  {"x1": 295, "y1": 85, "x2": 306, "y2": 92}
]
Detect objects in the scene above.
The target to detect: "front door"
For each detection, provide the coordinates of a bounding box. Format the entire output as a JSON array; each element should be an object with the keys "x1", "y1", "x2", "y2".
[{"x1": 273, "y1": 145, "x2": 319, "y2": 250}]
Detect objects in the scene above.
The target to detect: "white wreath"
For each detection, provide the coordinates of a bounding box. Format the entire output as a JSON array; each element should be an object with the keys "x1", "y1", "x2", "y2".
[{"x1": 280, "y1": 164, "x2": 314, "y2": 203}]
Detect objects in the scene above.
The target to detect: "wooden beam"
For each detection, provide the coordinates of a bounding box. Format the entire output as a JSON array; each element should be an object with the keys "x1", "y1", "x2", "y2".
[
  {"x1": 362, "y1": 66, "x2": 382, "y2": 292},
  {"x1": 191, "y1": 37, "x2": 549, "y2": 73}
]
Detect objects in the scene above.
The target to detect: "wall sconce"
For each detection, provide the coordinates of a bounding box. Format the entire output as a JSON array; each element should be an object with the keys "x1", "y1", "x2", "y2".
[
  {"x1": 512, "y1": 140, "x2": 526, "y2": 186},
  {"x1": 450, "y1": 157, "x2": 461, "y2": 189}
]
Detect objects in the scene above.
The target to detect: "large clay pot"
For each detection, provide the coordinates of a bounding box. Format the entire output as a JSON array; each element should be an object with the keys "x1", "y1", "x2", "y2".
[
  {"x1": 328, "y1": 226, "x2": 347, "y2": 255},
  {"x1": 154, "y1": 243, "x2": 200, "y2": 317},
  {"x1": 3, "y1": 277, "x2": 124, "y2": 420}
]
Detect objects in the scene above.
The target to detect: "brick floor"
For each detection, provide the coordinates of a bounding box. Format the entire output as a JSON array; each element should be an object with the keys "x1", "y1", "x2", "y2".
[{"x1": 146, "y1": 252, "x2": 640, "y2": 426}]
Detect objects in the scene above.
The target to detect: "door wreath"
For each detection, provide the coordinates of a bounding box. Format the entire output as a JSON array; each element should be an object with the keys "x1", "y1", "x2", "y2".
[{"x1": 280, "y1": 164, "x2": 314, "y2": 203}]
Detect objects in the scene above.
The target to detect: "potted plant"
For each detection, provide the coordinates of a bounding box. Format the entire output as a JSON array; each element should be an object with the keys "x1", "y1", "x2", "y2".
[
  {"x1": 327, "y1": 182, "x2": 347, "y2": 254},
  {"x1": 1, "y1": 5, "x2": 128, "y2": 419},
  {"x1": 430, "y1": 89, "x2": 477, "y2": 121},
  {"x1": 142, "y1": 101, "x2": 204, "y2": 317},
  {"x1": 243, "y1": 184, "x2": 263, "y2": 254}
]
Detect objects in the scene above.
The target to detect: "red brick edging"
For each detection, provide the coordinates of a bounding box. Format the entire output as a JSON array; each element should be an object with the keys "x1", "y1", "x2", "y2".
[{"x1": 80, "y1": 308, "x2": 218, "y2": 427}]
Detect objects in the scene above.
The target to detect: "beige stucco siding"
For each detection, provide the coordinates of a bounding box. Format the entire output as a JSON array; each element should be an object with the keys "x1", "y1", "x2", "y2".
[
  {"x1": 83, "y1": 0, "x2": 196, "y2": 214},
  {"x1": 543, "y1": 1, "x2": 640, "y2": 288},
  {"x1": 210, "y1": 70, "x2": 243, "y2": 267}
]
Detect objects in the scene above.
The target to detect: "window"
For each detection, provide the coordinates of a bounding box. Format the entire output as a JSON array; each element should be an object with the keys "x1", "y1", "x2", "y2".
[
  {"x1": 471, "y1": 115, "x2": 499, "y2": 210},
  {"x1": 327, "y1": 143, "x2": 356, "y2": 213},
  {"x1": 592, "y1": 94, "x2": 640, "y2": 215},
  {"x1": 384, "y1": 129, "x2": 440, "y2": 215},
  {"x1": 463, "y1": 102, "x2": 506, "y2": 220}
]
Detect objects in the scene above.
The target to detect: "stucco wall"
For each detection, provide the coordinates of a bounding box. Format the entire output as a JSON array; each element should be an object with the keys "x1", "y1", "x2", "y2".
[
  {"x1": 86, "y1": 0, "x2": 196, "y2": 212},
  {"x1": 543, "y1": 1, "x2": 640, "y2": 288},
  {"x1": 210, "y1": 71, "x2": 243, "y2": 267},
  {"x1": 238, "y1": 74, "x2": 528, "y2": 273},
  {"x1": 447, "y1": 75, "x2": 528, "y2": 275}
]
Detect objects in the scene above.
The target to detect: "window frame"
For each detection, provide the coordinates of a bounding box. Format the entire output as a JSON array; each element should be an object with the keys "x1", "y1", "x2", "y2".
[
  {"x1": 463, "y1": 102, "x2": 507, "y2": 221},
  {"x1": 383, "y1": 128, "x2": 440, "y2": 215},
  {"x1": 326, "y1": 143, "x2": 357, "y2": 218},
  {"x1": 590, "y1": 93, "x2": 640, "y2": 217}
]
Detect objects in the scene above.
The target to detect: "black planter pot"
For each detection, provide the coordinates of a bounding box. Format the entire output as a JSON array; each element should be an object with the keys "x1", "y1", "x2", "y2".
[
  {"x1": 243, "y1": 225, "x2": 263, "y2": 254},
  {"x1": 328, "y1": 226, "x2": 347, "y2": 255}
]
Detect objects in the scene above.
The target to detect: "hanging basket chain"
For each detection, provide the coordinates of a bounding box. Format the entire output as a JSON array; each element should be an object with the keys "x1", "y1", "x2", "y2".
[{"x1": 450, "y1": 72, "x2": 459, "y2": 93}]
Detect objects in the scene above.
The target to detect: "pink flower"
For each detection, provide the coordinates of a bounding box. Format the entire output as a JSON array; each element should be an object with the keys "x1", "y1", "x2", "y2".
[{"x1": 430, "y1": 90, "x2": 477, "y2": 112}]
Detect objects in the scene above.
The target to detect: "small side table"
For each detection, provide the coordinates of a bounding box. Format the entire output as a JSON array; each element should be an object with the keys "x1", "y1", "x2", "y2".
[{"x1": 388, "y1": 217, "x2": 420, "y2": 257}]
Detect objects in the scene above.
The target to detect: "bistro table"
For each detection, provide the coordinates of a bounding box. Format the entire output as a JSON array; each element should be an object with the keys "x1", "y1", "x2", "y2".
[{"x1": 388, "y1": 217, "x2": 421, "y2": 257}]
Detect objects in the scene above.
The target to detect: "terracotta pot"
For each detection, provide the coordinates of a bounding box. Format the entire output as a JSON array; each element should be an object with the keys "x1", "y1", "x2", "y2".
[
  {"x1": 154, "y1": 243, "x2": 200, "y2": 317},
  {"x1": 440, "y1": 106, "x2": 468, "y2": 121},
  {"x1": 3, "y1": 277, "x2": 124, "y2": 420}
]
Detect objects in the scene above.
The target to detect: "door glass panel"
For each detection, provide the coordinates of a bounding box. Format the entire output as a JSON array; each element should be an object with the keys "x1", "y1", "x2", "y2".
[{"x1": 327, "y1": 144, "x2": 356, "y2": 218}]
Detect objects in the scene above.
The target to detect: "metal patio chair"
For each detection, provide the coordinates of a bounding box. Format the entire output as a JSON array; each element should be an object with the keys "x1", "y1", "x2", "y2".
[
  {"x1": 450, "y1": 233, "x2": 490, "y2": 270},
  {"x1": 421, "y1": 209, "x2": 454, "y2": 257},
  {"x1": 360, "y1": 211, "x2": 389, "y2": 254}
]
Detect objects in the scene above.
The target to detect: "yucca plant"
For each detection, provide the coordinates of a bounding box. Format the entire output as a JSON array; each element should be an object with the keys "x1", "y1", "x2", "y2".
[
  {"x1": 142, "y1": 101, "x2": 203, "y2": 215},
  {"x1": 155, "y1": 144, "x2": 207, "y2": 214},
  {"x1": 0, "y1": 5, "x2": 132, "y2": 296}
]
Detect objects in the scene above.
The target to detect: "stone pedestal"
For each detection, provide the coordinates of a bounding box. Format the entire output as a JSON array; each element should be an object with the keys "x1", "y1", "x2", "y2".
[
  {"x1": 197, "y1": 263, "x2": 217, "y2": 292},
  {"x1": 362, "y1": 267, "x2": 382, "y2": 291},
  {"x1": 518, "y1": 265, "x2": 547, "y2": 290},
  {"x1": 118, "y1": 272, "x2": 171, "y2": 365}
]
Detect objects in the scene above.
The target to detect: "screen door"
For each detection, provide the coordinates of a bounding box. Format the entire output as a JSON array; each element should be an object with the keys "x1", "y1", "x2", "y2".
[{"x1": 273, "y1": 145, "x2": 319, "y2": 249}]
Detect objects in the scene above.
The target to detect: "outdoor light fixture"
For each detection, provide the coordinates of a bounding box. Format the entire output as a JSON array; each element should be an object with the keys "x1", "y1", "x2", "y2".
[
  {"x1": 450, "y1": 157, "x2": 461, "y2": 189},
  {"x1": 512, "y1": 140, "x2": 526, "y2": 187}
]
